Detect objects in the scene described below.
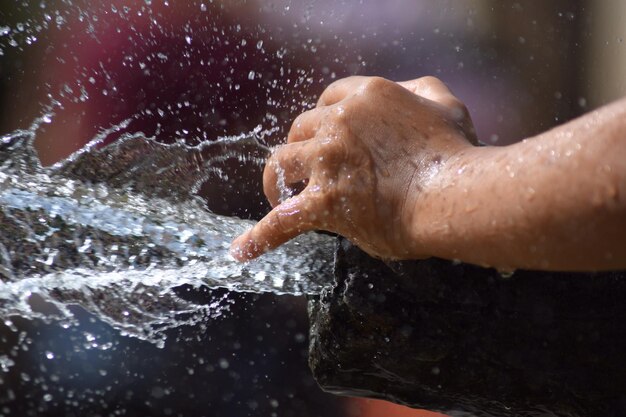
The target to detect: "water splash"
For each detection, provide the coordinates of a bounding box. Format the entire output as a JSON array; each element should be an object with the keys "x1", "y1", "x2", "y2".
[{"x1": 0, "y1": 123, "x2": 334, "y2": 345}]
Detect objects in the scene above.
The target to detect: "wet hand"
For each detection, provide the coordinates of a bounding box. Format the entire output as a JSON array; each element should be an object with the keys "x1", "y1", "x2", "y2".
[{"x1": 230, "y1": 76, "x2": 476, "y2": 261}]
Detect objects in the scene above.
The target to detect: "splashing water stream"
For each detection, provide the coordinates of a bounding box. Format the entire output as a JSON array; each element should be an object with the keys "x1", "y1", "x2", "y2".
[
  {"x1": 0, "y1": 0, "x2": 351, "y2": 354},
  {"x1": 0, "y1": 119, "x2": 334, "y2": 345}
]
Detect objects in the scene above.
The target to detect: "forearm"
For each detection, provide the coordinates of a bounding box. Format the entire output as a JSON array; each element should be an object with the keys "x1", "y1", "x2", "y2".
[{"x1": 413, "y1": 98, "x2": 626, "y2": 271}]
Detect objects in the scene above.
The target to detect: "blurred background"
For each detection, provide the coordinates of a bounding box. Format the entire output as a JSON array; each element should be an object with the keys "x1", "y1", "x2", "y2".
[{"x1": 1, "y1": 1, "x2": 625, "y2": 416}]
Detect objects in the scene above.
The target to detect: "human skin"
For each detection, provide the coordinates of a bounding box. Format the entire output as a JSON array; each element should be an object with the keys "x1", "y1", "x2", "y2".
[{"x1": 230, "y1": 76, "x2": 626, "y2": 271}]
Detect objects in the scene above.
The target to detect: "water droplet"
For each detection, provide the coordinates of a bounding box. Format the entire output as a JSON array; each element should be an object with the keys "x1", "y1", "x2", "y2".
[
  {"x1": 0, "y1": 355, "x2": 15, "y2": 372},
  {"x1": 499, "y1": 270, "x2": 515, "y2": 279},
  {"x1": 45, "y1": 351, "x2": 54, "y2": 359},
  {"x1": 200, "y1": 3, "x2": 207, "y2": 12}
]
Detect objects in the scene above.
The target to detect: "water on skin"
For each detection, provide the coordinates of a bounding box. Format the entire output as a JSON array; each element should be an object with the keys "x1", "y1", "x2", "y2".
[{"x1": 0, "y1": 118, "x2": 335, "y2": 345}]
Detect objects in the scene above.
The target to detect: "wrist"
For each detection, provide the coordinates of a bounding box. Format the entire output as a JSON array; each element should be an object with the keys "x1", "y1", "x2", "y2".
[{"x1": 405, "y1": 142, "x2": 494, "y2": 260}]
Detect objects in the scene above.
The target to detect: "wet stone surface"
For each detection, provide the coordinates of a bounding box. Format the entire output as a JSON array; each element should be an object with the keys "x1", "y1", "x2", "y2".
[{"x1": 309, "y1": 238, "x2": 626, "y2": 417}]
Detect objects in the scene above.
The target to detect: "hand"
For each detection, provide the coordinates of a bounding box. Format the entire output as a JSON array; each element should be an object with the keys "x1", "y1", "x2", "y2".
[{"x1": 230, "y1": 75, "x2": 477, "y2": 261}]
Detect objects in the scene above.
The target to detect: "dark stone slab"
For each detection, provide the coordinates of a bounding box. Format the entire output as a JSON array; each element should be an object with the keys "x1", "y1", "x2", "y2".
[{"x1": 308, "y1": 238, "x2": 626, "y2": 417}]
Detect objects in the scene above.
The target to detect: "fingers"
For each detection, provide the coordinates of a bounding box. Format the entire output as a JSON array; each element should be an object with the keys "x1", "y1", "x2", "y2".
[
  {"x1": 263, "y1": 140, "x2": 317, "y2": 207},
  {"x1": 399, "y1": 76, "x2": 477, "y2": 144},
  {"x1": 287, "y1": 107, "x2": 325, "y2": 143},
  {"x1": 316, "y1": 76, "x2": 367, "y2": 107},
  {"x1": 230, "y1": 192, "x2": 317, "y2": 261},
  {"x1": 398, "y1": 76, "x2": 461, "y2": 109},
  {"x1": 319, "y1": 76, "x2": 459, "y2": 109}
]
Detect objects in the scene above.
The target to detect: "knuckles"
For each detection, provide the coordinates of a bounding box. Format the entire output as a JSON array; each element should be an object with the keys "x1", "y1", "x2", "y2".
[
  {"x1": 328, "y1": 104, "x2": 351, "y2": 125},
  {"x1": 447, "y1": 99, "x2": 470, "y2": 122},
  {"x1": 414, "y1": 75, "x2": 442, "y2": 89},
  {"x1": 357, "y1": 76, "x2": 395, "y2": 97},
  {"x1": 318, "y1": 135, "x2": 350, "y2": 168}
]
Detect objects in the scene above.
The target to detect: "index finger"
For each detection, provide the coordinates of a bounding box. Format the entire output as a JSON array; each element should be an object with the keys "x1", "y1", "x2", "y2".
[{"x1": 230, "y1": 192, "x2": 319, "y2": 261}]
